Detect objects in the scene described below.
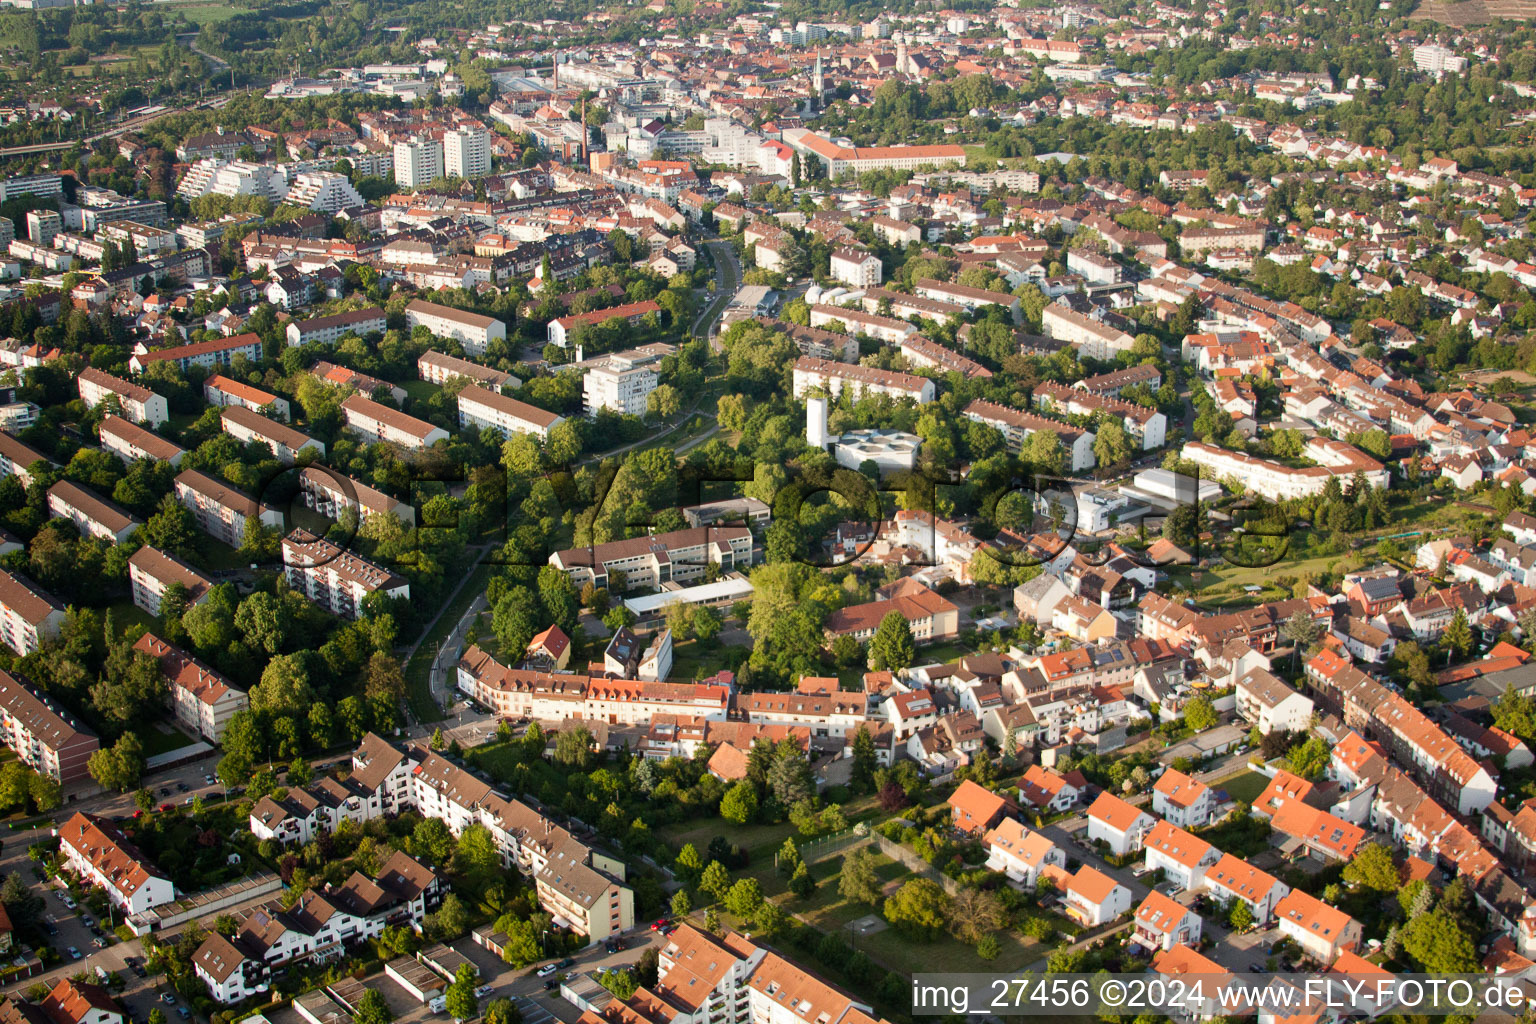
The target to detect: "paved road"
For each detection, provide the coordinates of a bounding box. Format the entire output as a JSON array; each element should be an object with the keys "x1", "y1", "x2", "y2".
[{"x1": 693, "y1": 240, "x2": 740, "y2": 349}]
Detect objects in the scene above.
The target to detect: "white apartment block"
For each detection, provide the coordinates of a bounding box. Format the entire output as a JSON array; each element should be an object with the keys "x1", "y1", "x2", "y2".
[
  {"x1": 404, "y1": 299, "x2": 506, "y2": 357},
  {"x1": 418, "y1": 349, "x2": 515, "y2": 389},
  {"x1": 0, "y1": 667, "x2": 98, "y2": 783},
  {"x1": 285, "y1": 308, "x2": 388, "y2": 347},
  {"x1": 0, "y1": 430, "x2": 46, "y2": 487},
  {"x1": 963, "y1": 399, "x2": 1096, "y2": 472},
  {"x1": 282, "y1": 529, "x2": 410, "y2": 619},
  {"x1": 298, "y1": 466, "x2": 416, "y2": 527},
  {"x1": 133, "y1": 632, "x2": 248, "y2": 743},
  {"x1": 829, "y1": 248, "x2": 882, "y2": 288},
  {"x1": 0, "y1": 570, "x2": 65, "y2": 656},
  {"x1": 1180, "y1": 439, "x2": 1388, "y2": 501},
  {"x1": 100, "y1": 415, "x2": 185, "y2": 467},
  {"x1": 457, "y1": 385, "x2": 563, "y2": 440},
  {"x1": 128, "y1": 545, "x2": 213, "y2": 616},
  {"x1": 549, "y1": 526, "x2": 755, "y2": 590},
  {"x1": 444, "y1": 127, "x2": 491, "y2": 179},
  {"x1": 204, "y1": 375, "x2": 291, "y2": 420},
  {"x1": 583, "y1": 359, "x2": 659, "y2": 417},
  {"x1": 221, "y1": 406, "x2": 325, "y2": 465},
  {"x1": 393, "y1": 137, "x2": 443, "y2": 189},
  {"x1": 78, "y1": 368, "x2": 168, "y2": 427},
  {"x1": 791, "y1": 356, "x2": 935, "y2": 404},
  {"x1": 58, "y1": 812, "x2": 176, "y2": 915},
  {"x1": 1042, "y1": 304, "x2": 1136, "y2": 360},
  {"x1": 283, "y1": 171, "x2": 364, "y2": 213},
  {"x1": 341, "y1": 395, "x2": 450, "y2": 450},
  {"x1": 46, "y1": 480, "x2": 140, "y2": 545},
  {"x1": 173, "y1": 470, "x2": 285, "y2": 548}
]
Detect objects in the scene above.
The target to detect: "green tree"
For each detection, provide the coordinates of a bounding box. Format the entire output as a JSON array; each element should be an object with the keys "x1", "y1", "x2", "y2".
[
  {"x1": 883, "y1": 878, "x2": 948, "y2": 938},
  {"x1": 838, "y1": 847, "x2": 883, "y2": 906},
  {"x1": 720, "y1": 781, "x2": 759, "y2": 824},
  {"x1": 1184, "y1": 694, "x2": 1218, "y2": 733},
  {"x1": 700, "y1": 861, "x2": 731, "y2": 903},
  {"x1": 670, "y1": 889, "x2": 692, "y2": 918},
  {"x1": 789, "y1": 863, "x2": 815, "y2": 899},
  {"x1": 354, "y1": 989, "x2": 394, "y2": 1024},
  {"x1": 1228, "y1": 900, "x2": 1254, "y2": 932},
  {"x1": 445, "y1": 963, "x2": 480, "y2": 1021},
  {"x1": 724, "y1": 878, "x2": 764, "y2": 920},
  {"x1": 1284, "y1": 736, "x2": 1330, "y2": 780},
  {"x1": 868, "y1": 611, "x2": 916, "y2": 672},
  {"x1": 1342, "y1": 844, "x2": 1398, "y2": 892},
  {"x1": 1442, "y1": 609, "x2": 1473, "y2": 660},
  {"x1": 850, "y1": 726, "x2": 878, "y2": 793}
]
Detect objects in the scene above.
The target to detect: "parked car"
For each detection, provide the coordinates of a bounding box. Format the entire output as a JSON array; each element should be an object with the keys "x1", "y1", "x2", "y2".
[
  {"x1": 474, "y1": 985, "x2": 493, "y2": 999},
  {"x1": 555, "y1": 958, "x2": 575, "y2": 970},
  {"x1": 429, "y1": 996, "x2": 448, "y2": 1014},
  {"x1": 58, "y1": 895, "x2": 75, "y2": 909},
  {"x1": 161, "y1": 994, "x2": 177, "y2": 1005},
  {"x1": 536, "y1": 964, "x2": 559, "y2": 978},
  {"x1": 176, "y1": 1010, "x2": 190, "y2": 1020},
  {"x1": 176, "y1": 782, "x2": 189, "y2": 793},
  {"x1": 66, "y1": 947, "x2": 81, "y2": 960},
  {"x1": 542, "y1": 981, "x2": 556, "y2": 991},
  {"x1": 650, "y1": 919, "x2": 670, "y2": 932}
]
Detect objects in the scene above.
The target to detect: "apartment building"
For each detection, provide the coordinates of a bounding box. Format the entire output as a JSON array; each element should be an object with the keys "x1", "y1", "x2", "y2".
[
  {"x1": 1234, "y1": 668, "x2": 1314, "y2": 735},
  {"x1": 549, "y1": 526, "x2": 754, "y2": 590},
  {"x1": 57, "y1": 812, "x2": 175, "y2": 915},
  {"x1": 913, "y1": 278, "x2": 1021, "y2": 317},
  {"x1": 791, "y1": 356, "x2": 935, "y2": 404},
  {"x1": 444, "y1": 127, "x2": 491, "y2": 179},
  {"x1": 132, "y1": 633, "x2": 248, "y2": 743},
  {"x1": 418, "y1": 350, "x2": 515, "y2": 389},
  {"x1": 787, "y1": 131, "x2": 965, "y2": 175},
  {"x1": 1086, "y1": 791, "x2": 1156, "y2": 855},
  {"x1": 1033, "y1": 382, "x2": 1166, "y2": 449},
  {"x1": 404, "y1": 299, "x2": 506, "y2": 357},
  {"x1": 0, "y1": 668, "x2": 97, "y2": 783},
  {"x1": 1180, "y1": 439, "x2": 1388, "y2": 501},
  {"x1": 547, "y1": 300, "x2": 663, "y2": 348},
  {"x1": 221, "y1": 406, "x2": 325, "y2": 465},
  {"x1": 173, "y1": 470, "x2": 284, "y2": 548},
  {"x1": 281, "y1": 529, "x2": 410, "y2": 619},
  {"x1": 1041, "y1": 304, "x2": 1135, "y2": 360},
  {"x1": 194, "y1": 850, "x2": 445, "y2": 1003},
  {"x1": 0, "y1": 431, "x2": 46, "y2": 487},
  {"x1": 204, "y1": 375, "x2": 290, "y2": 420},
  {"x1": 127, "y1": 546, "x2": 213, "y2": 616},
  {"x1": 341, "y1": 396, "x2": 450, "y2": 450},
  {"x1": 77, "y1": 368, "x2": 168, "y2": 427},
  {"x1": 285, "y1": 308, "x2": 388, "y2": 347},
  {"x1": 394, "y1": 137, "x2": 444, "y2": 189},
  {"x1": 652, "y1": 924, "x2": 765, "y2": 1024},
  {"x1": 824, "y1": 586, "x2": 959, "y2": 643},
  {"x1": 457, "y1": 386, "x2": 563, "y2": 441},
  {"x1": 962, "y1": 399, "x2": 1096, "y2": 472},
  {"x1": 1151, "y1": 768, "x2": 1215, "y2": 828},
  {"x1": 0, "y1": 571, "x2": 65, "y2": 656},
  {"x1": 1133, "y1": 891, "x2": 1202, "y2": 952},
  {"x1": 1273, "y1": 889, "x2": 1362, "y2": 963},
  {"x1": 310, "y1": 361, "x2": 407, "y2": 405},
  {"x1": 127, "y1": 333, "x2": 263, "y2": 374},
  {"x1": 99, "y1": 415, "x2": 184, "y2": 468},
  {"x1": 583, "y1": 357, "x2": 659, "y2": 417},
  {"x1": 455, "y1": 644, "x2": 726, "y2": 723},
  {"x1": 829, "y1": 248, "x2": 882, "y2": 288},
  {"x1": 46, "y1": 481, "x2": 140, "y2": 545},
  {"x1": 298, "y1": 467, "x2": 415, "y2": 527},
  {"x1": 807, "y1": 305, "x2": 915, "y2": 345}
]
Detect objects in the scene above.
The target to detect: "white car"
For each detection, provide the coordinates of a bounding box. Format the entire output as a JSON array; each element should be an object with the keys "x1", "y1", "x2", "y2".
[
  {"x1": 474, "y1": 985, "x2": 493, "y2": 999},
  {"x1": 536, "y1": 964, "x2": 559, "y2": 978}
]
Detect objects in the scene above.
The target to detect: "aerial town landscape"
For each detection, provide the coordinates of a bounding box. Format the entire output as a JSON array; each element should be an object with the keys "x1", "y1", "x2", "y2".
[{"x1": 0, "y1": 0, "x2": 1530, "y2": 1022}]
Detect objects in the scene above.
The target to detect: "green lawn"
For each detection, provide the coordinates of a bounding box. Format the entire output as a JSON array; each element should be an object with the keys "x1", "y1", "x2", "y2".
[
  {"x1": 172, "y1": 3, "x2": 241, "y2": 24},
  {"x1": 106, "y1": 599, "x2": 161, "y2": 639},
  {"x1": 139, "y1": 723, "x2": 197, "y2": 758},
  {"x1": 668, "y1": 638, "x2": 739, "y2": 683},
  {"x1": 1211, "y1": 768, "x2": 1268, "y2": 805},
  {"x1": 399, "y1": 380, "x2": 440, "y2": 409}
]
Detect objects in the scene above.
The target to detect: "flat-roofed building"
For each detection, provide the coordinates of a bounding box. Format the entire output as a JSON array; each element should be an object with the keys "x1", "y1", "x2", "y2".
[
  {"x1": 77, "y1": 368, "x2": 167, "y2": 427},
  {"x1": 99, "y1": 415, "x2": 184, "y2": 467},
  {"x1": 457, "y1": 385, "x2": 563, "y2": 440},
  {"x1": 0, "y1": 571, "x2": 65, "y2": 655},
  {"x1": 404, "y1": 300, "x2": 505, "y2": 357},
  {"x1": 46, "y1": 481, "x2": 140, "y2": 544},
  {"x1": 173, "y1": 470, "x2": 284, "y2": 548},
  {"x1": 341, "y1": 396, "x2": 449, "y2": 450},
  {"x1": 127, "y1": 546, "x2": 213, "y2": 616},
  {"x1": 282, "y1": 529, "x2": 410, "y2": 619},
  {"x1": 549, "y1": 526, "x2": 755, "y2": 590},
  {"x1": 0, "y1": 667, "x2": 97, "y2": 782},
  {"x1": 220, "y1": 406, "x2": 325, "y2": 464}
]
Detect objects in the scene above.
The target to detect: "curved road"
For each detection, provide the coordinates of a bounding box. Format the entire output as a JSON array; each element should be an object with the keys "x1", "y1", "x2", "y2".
[{"x1": 693, "y1": 239, "x2": 741, "y2": 349}]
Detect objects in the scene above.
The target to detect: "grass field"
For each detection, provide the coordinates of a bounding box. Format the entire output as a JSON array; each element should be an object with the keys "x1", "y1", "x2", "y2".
[
  {"x1": 1211, "y1": 768, "x2": 1269, "y2": 805},
  {"x1": 170, "y1": 3, "x2": 242, "y2": 25},
  {"x1": 140, "y1": 722, "x2": 197, "y2": 758},
  {"x1": 668, "y1": 637, "x2": 739, "y2": 682},
  {"x1": 400, "y1": 380, "x2": 440, "y2": 409}
]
